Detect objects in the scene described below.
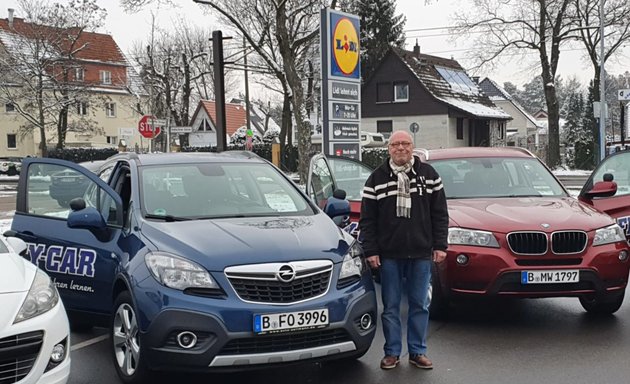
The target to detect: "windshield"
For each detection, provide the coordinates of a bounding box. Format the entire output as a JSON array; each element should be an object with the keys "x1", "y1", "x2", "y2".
[
  {"x1": 140, "y1": 162, "x2": 314, "y2": 219},
  {"x1": 428, "y1": 157, "x2": 567, "y2": 199}
]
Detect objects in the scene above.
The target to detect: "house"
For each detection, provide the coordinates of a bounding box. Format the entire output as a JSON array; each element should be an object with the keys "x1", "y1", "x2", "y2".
[
  {"x1": 478, "y1": 77, "x2": 543, "y2": 148},
  {"x1": 188, "y1": 100, "x2": 280, "y2": 147},
  {"x1": 361, "y1": 45, "x2": 511, "y2": 148},
  {"x1": 0, "y1": 9, "x2": 146, "y2": 157}
]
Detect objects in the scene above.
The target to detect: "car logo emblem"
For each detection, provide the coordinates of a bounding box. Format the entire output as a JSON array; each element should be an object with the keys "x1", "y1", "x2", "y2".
[
  {"x1": 541, "y1": 223, "x2": 550, "y2": 228},
  {"x1": 276, "y1": 265, "x2": 296, "y2": 283}
]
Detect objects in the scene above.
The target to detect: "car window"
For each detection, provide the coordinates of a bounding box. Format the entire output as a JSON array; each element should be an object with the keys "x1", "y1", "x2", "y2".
[
  {"x1": 140, "y1": 162, "x2": 313, "y2": 218},
  {"x1": 592, "y1": 152, "x2": 630, "y2": 197},
  {"x1": 429, "y1": 157, "x2": 566, "y2": 198},
  {"x1": 310, "y1": 157, "x2": 335, "y2": 207},
  {"x1": 327, "y1": 157, "x2": 373, "y2": 201},
  {"x1": 0, "y1": 239, "x2": 9, "y2": 253}
]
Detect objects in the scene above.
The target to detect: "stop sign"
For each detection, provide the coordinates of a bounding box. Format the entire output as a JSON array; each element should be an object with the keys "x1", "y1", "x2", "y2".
[{"x1": 138, "y1": 115, "x2": 162, "y2": 139}]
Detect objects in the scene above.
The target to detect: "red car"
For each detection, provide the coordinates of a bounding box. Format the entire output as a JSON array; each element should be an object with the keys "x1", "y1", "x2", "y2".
[{"x1": 309, "y1": 148, "x2": 630, "y2": 317}]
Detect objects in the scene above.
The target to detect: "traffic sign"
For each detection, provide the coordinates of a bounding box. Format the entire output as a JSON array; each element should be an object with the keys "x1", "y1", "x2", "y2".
[
  {"x1": 618, "y1": 89, "x2": 630, "y2": 101},
  {"x1": 170, "y1": 126, "x2": 193, "y2": 134},
  {"x1": 138, "y1": 115, "x2": 162, "y2": 139},
  {"x1": 409, "y1": 122, "x2": 419, "y2": 133}
]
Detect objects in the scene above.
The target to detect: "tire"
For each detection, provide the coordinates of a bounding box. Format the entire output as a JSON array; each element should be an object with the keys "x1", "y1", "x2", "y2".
[
  {"x1": 579, "y1": 291, "x2": 625, "y2": 315},
  {"x1": 428, "y1": 263, "x2": 449, "y2": 320},
  {"x1": 111, "y1": 291, "x2": 152, "y2": 384}
]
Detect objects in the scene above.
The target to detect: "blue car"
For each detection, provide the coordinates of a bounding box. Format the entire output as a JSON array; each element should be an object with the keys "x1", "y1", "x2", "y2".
[{"x1": 9, "y1": 152, "x2": 377, "y2": 383}]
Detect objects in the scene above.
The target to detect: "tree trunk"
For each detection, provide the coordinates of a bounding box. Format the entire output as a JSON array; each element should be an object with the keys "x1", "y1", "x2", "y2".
[{"x1": 37, "y1": 73, "x2": 47, "y2": 157}]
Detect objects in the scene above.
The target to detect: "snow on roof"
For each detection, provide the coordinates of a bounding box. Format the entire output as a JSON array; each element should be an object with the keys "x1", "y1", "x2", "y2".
[{"x1": 436, "y1": 97, "x2": 512, "y2": 119}]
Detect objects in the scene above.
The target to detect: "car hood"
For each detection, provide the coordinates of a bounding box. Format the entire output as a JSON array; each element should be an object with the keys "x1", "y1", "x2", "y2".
[
  {"x1": 140, "y1": 213, "x2": 350, "y2": 270},
  {"x1": 0, "y1": 253, "x2": 36, "y2": 293},
  {"x1": 447, "y1": 196, "x2": 614, "y2": 233}
]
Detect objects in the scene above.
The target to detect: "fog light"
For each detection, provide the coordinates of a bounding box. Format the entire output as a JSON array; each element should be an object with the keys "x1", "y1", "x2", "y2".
[
  {"x1": 177, "y1": 331, "x2": 197, "y2": 349},
  {"x1": 359, "y1": 313, "x2": 372, "y2": 330},
  {"x1": 456, "y1": 254, "x2": 469, "y2": 265},
  {"x1": 50, "y1": 343, "x2": 66, "y2": 363},
  {"x1": 619, "y1": 250, "x2": 629, "y2": 262}
]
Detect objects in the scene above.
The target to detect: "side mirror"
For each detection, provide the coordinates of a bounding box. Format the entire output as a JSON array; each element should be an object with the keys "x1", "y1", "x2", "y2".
[
  {"x1": 583, "y1": 180, "x2": 617, "y2": 200},
  {"x1": 68, "y1": 206, "x2": 107, "y2": 231},
  {"x1": 5, "y1": 236, "x2": 27, "y2": 256},
  {"x1": 323, "y1": 189, "x2": 351, "y2": 227}
]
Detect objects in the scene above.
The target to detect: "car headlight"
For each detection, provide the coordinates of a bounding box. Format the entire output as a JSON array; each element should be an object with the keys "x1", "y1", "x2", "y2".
[
  {"x1": 14, "y1": 270, "x2": 59, "y2": 324},
  {"x1": 593, "y1": 224, "x2": 626, "y2": 246},
  {"x1": 145, "y1": 252, "x2": 219, "y2": 290},
  {"x1": 339, "y1": 241, "x2": 365, "y2": 280},
  {"x1": 448, "y1": 227, "x2": 499, "y2": 248}
]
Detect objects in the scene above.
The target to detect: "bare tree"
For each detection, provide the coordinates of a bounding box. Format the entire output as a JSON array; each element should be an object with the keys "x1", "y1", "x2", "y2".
[
  {"x1": 452, "y1": 0, "x2": 583, "y2": 168},
  {"x1": 0, "y1": 0, "x2": 107, "y2": 155}
]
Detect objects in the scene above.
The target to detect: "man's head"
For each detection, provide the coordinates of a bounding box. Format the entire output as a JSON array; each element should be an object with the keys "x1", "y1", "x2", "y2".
[{"x1": 388, "y1": 131, "x2": 414, "y2": 166}]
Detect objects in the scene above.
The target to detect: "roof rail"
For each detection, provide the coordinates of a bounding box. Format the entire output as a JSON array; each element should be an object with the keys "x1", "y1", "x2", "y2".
[{"x1": 414, "y1": 148, "x2": 430, "y2": 161}]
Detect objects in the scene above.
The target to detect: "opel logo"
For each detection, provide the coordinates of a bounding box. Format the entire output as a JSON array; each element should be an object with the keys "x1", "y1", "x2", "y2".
[
  {"x1": 541, "y1": 223, "x2": 551, "y2": 229},
  {"x1": 276, "y1": 265, "x2": 296, "y2": 283}
]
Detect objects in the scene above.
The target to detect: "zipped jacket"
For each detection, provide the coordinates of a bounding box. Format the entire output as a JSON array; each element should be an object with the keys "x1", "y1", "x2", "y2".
[{"x1": 359, "y1": 156, "x2": 449, "y2": 259}]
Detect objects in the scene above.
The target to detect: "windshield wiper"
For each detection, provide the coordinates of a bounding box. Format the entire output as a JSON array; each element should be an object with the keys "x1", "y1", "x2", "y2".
[{"x1": 145, "y1": 213, "x2": 191, "y2": 222}]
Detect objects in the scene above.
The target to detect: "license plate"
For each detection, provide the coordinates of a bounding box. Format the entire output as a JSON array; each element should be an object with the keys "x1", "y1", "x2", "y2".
[
  {"x1": 254, "y1": 308, "x2": 328, "y2": 334},
  {"x1": 521, "y1": 270, "x2": 579, "y2": 284}
]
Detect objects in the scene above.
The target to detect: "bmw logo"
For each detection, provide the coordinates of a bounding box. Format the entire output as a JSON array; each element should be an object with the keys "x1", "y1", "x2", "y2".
[{"x1": 541, "y1": 223, "x2": 550, "y2": 228}]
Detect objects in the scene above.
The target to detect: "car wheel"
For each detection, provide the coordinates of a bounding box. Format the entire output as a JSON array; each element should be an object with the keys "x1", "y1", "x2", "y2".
[
  {"x1": 579, "y1": 291, "x2": 625, "y2": 315},
  {"x1": 56, "y1": 199, "x2": 70, "y2": 208},
  {"x1": 428, "y1": 263, "x2": 449, "y2": 320},
  {"x1": 111, "y1": 291, "x2": 151, "y2": 384}
]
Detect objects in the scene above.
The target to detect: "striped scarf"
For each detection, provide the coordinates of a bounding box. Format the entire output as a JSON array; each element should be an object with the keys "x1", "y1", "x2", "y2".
[{"x1": 389, "y1": 157, "x2": 414, "y2": 218}]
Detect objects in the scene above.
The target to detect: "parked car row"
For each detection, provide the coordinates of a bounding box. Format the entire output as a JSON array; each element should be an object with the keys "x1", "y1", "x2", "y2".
[{"x1": 0, "y1": 156, "x2": 22, "y2": 176}]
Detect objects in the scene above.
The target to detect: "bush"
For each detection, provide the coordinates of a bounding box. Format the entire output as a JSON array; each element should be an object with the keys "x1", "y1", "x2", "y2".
[{"x1": 46, "y1": 148, "x2": 119, "y2": 163}]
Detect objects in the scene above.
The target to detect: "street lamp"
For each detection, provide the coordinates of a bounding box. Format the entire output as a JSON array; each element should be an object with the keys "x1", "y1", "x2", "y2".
[{"x1": 598, "y1": 0, "x2": 606, "y2": 161}]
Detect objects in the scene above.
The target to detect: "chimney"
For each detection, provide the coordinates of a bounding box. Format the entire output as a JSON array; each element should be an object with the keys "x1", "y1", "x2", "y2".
[
  {"x1": 8, "y1": 8, "x2": 14, "y2": 28},
  {"x1": 413, "y1": 39, "x2": 420, "y2": 57}
]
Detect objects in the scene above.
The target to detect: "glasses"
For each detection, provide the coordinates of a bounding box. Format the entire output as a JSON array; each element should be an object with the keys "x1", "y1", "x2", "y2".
[{"x1": 389, "y1": 141, "x2": 412, "y2": 148}]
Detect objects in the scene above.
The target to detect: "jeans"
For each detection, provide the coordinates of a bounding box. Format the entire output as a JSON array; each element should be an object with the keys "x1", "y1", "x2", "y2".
[{"x1": 380, "y1": 257, "x2": 432, "y2": 357}]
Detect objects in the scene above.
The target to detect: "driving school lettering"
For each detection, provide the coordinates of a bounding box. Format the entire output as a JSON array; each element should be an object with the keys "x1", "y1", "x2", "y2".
[
  {"x1": 26, "y1": 243, "x2": 96, "y2": 278},
  {"x1": 618, "y1": 216, "x2": 630, "y2": 239}
]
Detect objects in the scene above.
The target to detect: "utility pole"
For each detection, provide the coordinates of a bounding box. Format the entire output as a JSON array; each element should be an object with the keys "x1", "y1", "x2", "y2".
[
  {"x1": 213, "y1": 30, "x2": 227, "y2": 152},
  {"x1": 243, "y1": 36, "x2": 252, "y2": 136},
  {"x1": 598, "y1": 0, "x2": 606, "y2": 161}
]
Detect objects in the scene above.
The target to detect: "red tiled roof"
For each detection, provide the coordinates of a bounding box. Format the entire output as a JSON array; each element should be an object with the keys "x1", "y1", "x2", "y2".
[
  {"x1": 0, "y1": 17, "x2": 125, "y2": 64},
  {"x1": 198, "y1": 100, "x2": 247, "y2": 136}
]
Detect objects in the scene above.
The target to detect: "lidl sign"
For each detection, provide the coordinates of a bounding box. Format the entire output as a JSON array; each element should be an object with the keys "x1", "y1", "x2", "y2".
[{"x1": 330, "y1": 13, "x2": 360, "y2": 79}]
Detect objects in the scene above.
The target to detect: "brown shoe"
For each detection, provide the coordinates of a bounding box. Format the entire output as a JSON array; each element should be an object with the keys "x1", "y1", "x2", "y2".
[
  {"x1": 380, "y1": 355, "x2": 400, "y2": 370},
  {"x1": 409, "y1": 354, "x2": 433, "y2": 369}
]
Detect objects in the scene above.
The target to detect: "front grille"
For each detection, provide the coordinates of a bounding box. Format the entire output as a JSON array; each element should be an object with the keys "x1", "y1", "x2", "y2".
[
  {"x1": 0, "y1": 331, "x2": 44, "y2": 384},
  {"x1": 228, "y1": 271, "x2": 331, "y2": 303},
  {"x1": 219, "y1": 328, "x2": 350, "y2": 355},
  {"x1": 507, "y1": 232, "x2": 547, "y2": 255},
  {"x1": 516, "y1": 258, "x2": 582, "y2": 266},
  {"x1": 551, "y1": 231, "x2": 587, "y2": 254},
  {"x1": 225, "y1": 261, "x2": 333, "y2": 304}
]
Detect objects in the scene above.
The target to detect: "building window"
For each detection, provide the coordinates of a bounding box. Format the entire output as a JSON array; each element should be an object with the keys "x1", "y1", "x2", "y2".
[
  {"x1": 377, "y1": 120, "x2": 393, "y2": 140},
  {"x1": 498, "y1": 121, "x2": 505, "y2": 140},
  {"x1": 456, "y1": 118, "x2": 464, "y2": 140},
  {"x1": 7, "y1": 134, "x2": 17, "y2": 149},
  {"x1": 5, "y1": 103, "x2": 15, "y2": 114},
  {"x1": 105, "y1": 102, "x2": 116, "y2": 117},
  {"x1": 76, "y1": 101, "x2": 88, "y2": 115},
  {"x1": 376, "y1": 82, "x2": 392, "y2": 103},
  {"x1": 75, "y1": 67, "x2": 84, "y2": 81},
  {"x1": 198, "y1": 118, "x2": 212, "y2": 131},
  {"x1": 394, "y1": 82, "x2": 409, "y2": 102},
  {"x1": 100, "y1": 70, "x2": 112, "y2": 85},
  {"x1": 106, "y1": 136, "x2": 118, "y2": 145}
]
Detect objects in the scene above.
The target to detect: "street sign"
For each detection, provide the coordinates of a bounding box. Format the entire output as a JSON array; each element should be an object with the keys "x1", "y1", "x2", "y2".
[
  {"x1": 170, "y1": 126, "x2": 193, "y2": 134},
  {"x1": 409, "y1": 122, "x2": 419, "y2": 133},
  {"x1": 138, "y1": 115, "x2": 162, "y2": 139},
  {"x1": 618, "y1": 89, "x2": 630, "y2": 101},
  {"x1": 118, "y1": 127, "x2": 135, "y2": 140}
]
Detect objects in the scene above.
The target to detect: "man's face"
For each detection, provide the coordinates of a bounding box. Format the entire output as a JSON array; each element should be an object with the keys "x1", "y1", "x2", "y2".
[{"x1": 388, "y1": 132, "x2": 413, "y2": 166}]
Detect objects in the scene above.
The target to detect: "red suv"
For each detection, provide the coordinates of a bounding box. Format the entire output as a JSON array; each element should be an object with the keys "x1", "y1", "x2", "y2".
[{"x1": 310, "y1": 148, "x2": 630, "y2": 317}]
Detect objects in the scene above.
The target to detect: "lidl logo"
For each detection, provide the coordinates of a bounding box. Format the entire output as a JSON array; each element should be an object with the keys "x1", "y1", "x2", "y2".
[{"x1": 331, "y1": 16, "x2": 360, "y2": 78}]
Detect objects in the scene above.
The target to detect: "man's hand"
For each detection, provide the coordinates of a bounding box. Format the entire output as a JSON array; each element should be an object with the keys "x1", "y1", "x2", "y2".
[
  {"x1": 366, "y1": 255, "x2": 381, "y2": 269},
  {"x1": 433, "y1": 250, "x2": 447, "y2": 263}
]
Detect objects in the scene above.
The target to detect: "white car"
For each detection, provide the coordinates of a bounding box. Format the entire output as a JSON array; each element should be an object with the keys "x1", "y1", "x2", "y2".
[{"x1": 0, "y1": 235, "x2": 70, "y2": 384}]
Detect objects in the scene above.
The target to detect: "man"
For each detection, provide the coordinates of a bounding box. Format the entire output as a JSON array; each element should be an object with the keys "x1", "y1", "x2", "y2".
[{"x1": 359, "y1": 130, "x2": 448, "y2": 370}]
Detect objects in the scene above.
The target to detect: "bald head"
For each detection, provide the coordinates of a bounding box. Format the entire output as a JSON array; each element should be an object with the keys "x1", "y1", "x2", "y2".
[{"x1": 388, "y1": 131, "x2": 414, "y2": 166}]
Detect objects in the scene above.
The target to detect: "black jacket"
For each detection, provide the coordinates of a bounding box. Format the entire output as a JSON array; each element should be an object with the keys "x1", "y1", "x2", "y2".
[{"x1": 359, "y1": 156, "x2": 449, "y2": 259}]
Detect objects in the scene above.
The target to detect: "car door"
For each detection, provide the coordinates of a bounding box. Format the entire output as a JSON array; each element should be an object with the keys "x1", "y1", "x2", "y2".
[
  {"x1": 326, "y1": 155, "x2": 374, "y2": 223},
  {"x1": 306, "y1": 153, "x2": 338, "y2": 210},
  {"x1": 579, "y1": 151, "x2": 630, "y2": 242},
  {"x1": 11, "y1": 157, "x2": 124, "y2": 315}
]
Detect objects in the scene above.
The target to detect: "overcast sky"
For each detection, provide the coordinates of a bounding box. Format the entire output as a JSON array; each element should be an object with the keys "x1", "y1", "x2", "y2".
[{"x1": 3, "y1": 0, "x2": 629, "y2": 93}]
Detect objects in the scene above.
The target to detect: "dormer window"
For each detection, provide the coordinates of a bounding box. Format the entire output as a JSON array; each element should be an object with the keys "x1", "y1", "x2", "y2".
[
  {"x1": 100, "y1": 70, "x2": 112, "y2": 85},
  {"x1": 75, "y1": 67, "x2": 84, "y2": 81}
]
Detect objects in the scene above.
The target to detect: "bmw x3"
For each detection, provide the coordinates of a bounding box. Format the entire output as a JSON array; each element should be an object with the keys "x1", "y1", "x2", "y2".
[{"x1": 9, "y1": 152, "x2": 377, "y2": 383}]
